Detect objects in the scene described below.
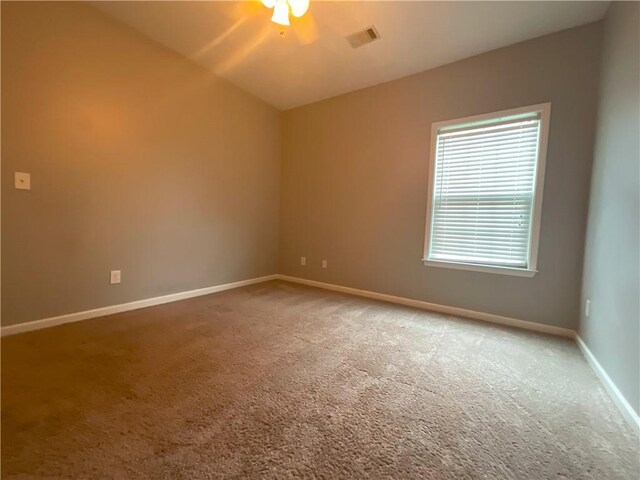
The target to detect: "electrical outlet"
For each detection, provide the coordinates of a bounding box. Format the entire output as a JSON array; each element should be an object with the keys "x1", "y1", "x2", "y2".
[
  {"x1": 300, "y1": 257, "x2": 306, "y2": 266},
  {"x1": 110, "y1": 270, "x2": 121, "y2": 284},
  {"x1": 322, "y1": 259, "x2": 327, "y2": 269},
  {"x1": 585, "y1": 299, "x2": 591, "y2": 318}
]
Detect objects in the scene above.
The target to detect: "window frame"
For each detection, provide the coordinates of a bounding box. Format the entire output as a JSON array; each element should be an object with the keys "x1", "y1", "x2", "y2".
[{"x1": 422, "y1": 103, "x2": 551, "y2": 278}]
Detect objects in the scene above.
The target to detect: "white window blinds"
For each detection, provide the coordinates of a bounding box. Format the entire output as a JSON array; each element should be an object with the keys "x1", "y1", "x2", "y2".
[{"x1": 427, "y1": 112, "x2": 542, "y2": 269}]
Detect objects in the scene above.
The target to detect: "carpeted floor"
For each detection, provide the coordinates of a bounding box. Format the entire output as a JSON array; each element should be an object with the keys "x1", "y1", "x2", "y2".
[{"x1": 2, "y1": 280, "x2": 638, "y2": 479}]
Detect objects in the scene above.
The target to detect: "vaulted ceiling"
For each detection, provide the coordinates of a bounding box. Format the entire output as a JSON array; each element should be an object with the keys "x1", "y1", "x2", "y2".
[{"x1": 94, "y1": 1, "x2": 610, "y2": 110}]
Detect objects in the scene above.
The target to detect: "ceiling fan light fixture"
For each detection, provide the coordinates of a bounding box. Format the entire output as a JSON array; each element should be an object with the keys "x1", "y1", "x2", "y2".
[
  {"x1": 288, "y1": 0, "x2": 309, "y2": 18},
  {"x1": 271, "y1": 0, "x2": 290, "y2": 26},
  {"x1": 261, "y1": 0, "x2": 276, "y2": 8}
]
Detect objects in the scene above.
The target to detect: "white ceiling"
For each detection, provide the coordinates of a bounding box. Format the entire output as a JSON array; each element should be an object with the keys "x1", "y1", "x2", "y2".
[{"x1": 94, "y1": 1, "x2": 610, "y2": 110}]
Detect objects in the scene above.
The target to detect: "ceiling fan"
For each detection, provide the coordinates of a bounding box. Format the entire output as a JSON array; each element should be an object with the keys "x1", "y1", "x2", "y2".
[
  {"x1": 260, "y1": 0, "x2": 318, "y2": 46},
  {"x1": 261, "y1": 0, "x2": 310, "y2": 26},
  {"x1": 196, "y1": 0, "x2": 319, "y2": 75}
]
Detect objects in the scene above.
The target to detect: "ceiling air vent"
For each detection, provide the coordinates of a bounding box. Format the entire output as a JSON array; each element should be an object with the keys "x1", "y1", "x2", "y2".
[{"x1": 346, "y1": 26, "x2": 381, "y2": 49}]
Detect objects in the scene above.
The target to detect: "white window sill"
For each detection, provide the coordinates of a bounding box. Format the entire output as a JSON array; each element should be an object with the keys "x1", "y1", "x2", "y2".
[{"x1": 422, "y1": 259, "x2": 538, "y2": 277}]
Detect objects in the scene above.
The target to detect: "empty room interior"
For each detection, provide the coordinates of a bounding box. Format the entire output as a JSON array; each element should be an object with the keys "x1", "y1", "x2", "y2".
[{"x1": 2, "y1": 0, "x2": 639, "y2": 478}]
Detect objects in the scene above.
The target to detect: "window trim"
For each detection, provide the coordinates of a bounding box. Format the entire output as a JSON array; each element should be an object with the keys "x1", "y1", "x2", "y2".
[{"x1": 422, "y1": 102, "x2": 551, "y2": 277}]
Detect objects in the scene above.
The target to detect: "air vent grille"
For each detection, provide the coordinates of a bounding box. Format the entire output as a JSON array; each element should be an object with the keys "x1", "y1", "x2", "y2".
[{"x1": 346, "y1": 26, "x2": 381, "y2": 49}]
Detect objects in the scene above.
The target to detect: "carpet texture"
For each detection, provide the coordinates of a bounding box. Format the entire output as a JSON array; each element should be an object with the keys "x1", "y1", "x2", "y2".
[{"x1": 2, "y1": 280, "x2": 638, "y2": 479}]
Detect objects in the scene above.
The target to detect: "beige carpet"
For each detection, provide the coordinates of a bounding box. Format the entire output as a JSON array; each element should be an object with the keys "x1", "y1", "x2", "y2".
[{"x1": 2, "y1": 280, "x2": 638, "y2": 479}]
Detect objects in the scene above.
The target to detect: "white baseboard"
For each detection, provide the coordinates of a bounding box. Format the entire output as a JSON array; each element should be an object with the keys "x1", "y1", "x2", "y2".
[
  {"x1": 275, "y1": 275, "x2": 575, "y2": 338},
  {"x1": 575, "y1": 335, "x2": 640, "y2": 436},
  {"x1": 1, "y1": 274, "x2": 279, "y2": 337}
]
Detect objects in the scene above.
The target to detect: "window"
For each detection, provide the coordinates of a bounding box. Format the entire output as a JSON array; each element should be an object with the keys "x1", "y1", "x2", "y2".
[{"x1": 423, "y1": 103, "x2": 551, "y2": 277}]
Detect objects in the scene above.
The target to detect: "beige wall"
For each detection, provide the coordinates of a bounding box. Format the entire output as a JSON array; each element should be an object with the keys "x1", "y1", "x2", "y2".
[
  {"x1": 580, "y1": 2, "x2": 640, "y2": 414},
  {"x1": 280, "y1": 23, "x2": 602, "y2": 329},
  {"x1": 1, "y1": 2, "x2": 281, "y2": 326}
]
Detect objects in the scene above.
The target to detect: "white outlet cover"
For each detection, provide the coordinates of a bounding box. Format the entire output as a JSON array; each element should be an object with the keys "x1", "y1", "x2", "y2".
[
  {"x1": 110, "y1": 270, "x2": 121, "y2": 284},
  {"x1": 322, "y1": 260, "x2": 327, "y2": 269},
  {"x1": 585, "y1": 299, "x2": 591, "y2": 317},
  {"x1": 300, "y1": 257, "x2": 306, "y2": 266},
  {"x1": 15, "y1": 172, "x2": 31, "y2": 190}
]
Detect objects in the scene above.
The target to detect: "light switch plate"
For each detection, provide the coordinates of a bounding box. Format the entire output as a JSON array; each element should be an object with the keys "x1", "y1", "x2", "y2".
[
  {"x1": 15, "y1": 172, "x2": 31, "y2": 190},
  {"x1": 110, "y1": 270, "x2": 121, "y2": 284}
]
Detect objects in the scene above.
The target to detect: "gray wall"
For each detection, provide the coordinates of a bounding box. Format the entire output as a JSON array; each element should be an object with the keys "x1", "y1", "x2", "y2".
[
  {"x1": 580, "y1": 1, "x2": 640, "y2": 415},
  {"x1": 1, "y1": 2, "x2": 281, "y2": 326},
  {"x1": 280, "y1": 23, "x2": 602, "y2": 329}
]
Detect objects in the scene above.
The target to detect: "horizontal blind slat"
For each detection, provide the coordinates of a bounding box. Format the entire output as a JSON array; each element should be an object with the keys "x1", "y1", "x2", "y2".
[
  {"x1": 438, "y1": 138, "x2": 538, "y2": 155},
  {"x1": 431, "y1": 243, "x2": 529, "y2": 252},
  {"x1": 437, "y1": 164, "x2": 537, "y2": 176},
  {"x1": 431, "y1": 253, "x2": 527, "y2": 267}
]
